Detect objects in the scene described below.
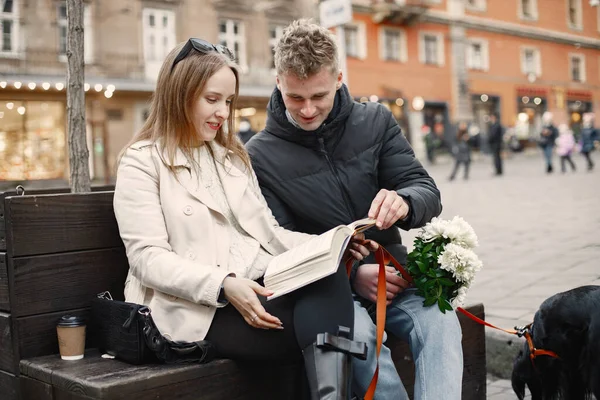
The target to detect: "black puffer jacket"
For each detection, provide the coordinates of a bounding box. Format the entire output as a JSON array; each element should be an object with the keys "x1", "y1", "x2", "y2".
[{"x1": 246, "y1": 85, "x2": 442, "y2": 265}]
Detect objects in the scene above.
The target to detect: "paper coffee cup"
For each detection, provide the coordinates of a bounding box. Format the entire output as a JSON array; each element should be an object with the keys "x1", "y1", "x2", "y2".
[{"x1": 56, "y1": 315, "x2": 86, "y2": 360}]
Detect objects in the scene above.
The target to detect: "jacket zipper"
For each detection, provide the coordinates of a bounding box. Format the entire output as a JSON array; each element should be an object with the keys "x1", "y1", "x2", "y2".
[{"x1": 317, "y1": 136, "x2": 355, "y2": 219}]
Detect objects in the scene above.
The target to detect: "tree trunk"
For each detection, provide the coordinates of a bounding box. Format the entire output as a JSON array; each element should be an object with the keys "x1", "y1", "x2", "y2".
[{"x1": 67, "y1": 0, "x2": 91, "y2": 193}]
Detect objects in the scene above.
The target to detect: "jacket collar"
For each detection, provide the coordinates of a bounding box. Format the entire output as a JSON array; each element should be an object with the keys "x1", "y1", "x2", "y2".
[
  {"x1": 264, "y1": 84, "x2": 355, "y2": 147},
  {"x1": 154, "y1": 141, "x2": 247, "y2": 216}
]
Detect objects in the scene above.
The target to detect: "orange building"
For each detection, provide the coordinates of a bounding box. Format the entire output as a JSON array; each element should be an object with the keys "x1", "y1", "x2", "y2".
[{"x1": 340, "y1": 0, "x2": 600, "y2": 155}]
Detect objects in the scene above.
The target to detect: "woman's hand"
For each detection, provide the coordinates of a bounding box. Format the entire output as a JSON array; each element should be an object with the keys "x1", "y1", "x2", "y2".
[
  {"x1": 345, "y1": 232, "x2": 379, "y2": 262},
  {"x1": 222, "y1": 277, "x2": 283, "y2": 330}
]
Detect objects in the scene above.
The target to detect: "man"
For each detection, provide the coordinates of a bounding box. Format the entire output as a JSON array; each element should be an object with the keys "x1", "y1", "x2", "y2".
[
  {"x1": 247, "y1": 20, "x2": 462, "y2": 399},
  {"x1": 539, "y1": 111, "x2": 558, "y2": 173},
  {"x1": 488, "y1": 113, "x2": 504, "y2": 176},
  {"x1": 236, "y1": 117, "x2": 256, "y2": 144}
]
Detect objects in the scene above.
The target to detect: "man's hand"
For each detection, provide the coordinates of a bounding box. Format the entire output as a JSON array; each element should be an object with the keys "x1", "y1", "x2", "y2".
[
  {"x1": 345, "y1": 232, "x2": 379, "y2": 262},
  {"x1": 353, "y1": 264, "x2": 411, "y2": 305},
  {"x1": 223, "y1": 277, "x2": 283, "y2": 330},
  {"x1": 368, "y1": 189, "x2": 410, "y2": 229}
]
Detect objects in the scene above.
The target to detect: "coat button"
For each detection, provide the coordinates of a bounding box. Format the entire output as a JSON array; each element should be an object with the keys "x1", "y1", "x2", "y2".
[
  {"x1": 186, "y1": 251, "x2": 196, "y2": 260},
  {"x1": 183, "y1": 205, "x2": 193, "y2": 215}
]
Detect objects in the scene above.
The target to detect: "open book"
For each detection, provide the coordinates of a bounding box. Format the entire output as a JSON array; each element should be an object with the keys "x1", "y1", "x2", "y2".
[{"x1": 264, "y1": 218, "x2": 377, "y2": 300}]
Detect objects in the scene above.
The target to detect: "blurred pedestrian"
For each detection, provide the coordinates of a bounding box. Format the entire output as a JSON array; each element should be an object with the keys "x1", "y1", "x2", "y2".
[
  {"x1": 538, "y1": 112, "x2": 559, "y2": 173},
  {"x1": 449, "y1": 122, "x2": 471, "y2": 181},
  {"x1": 423, "y1": 125, "x2": 437, "y2": 164},
  {"x1": 488, "y1": 113, "x2": 504, "y2": 176},
  {"x1": 579, "y1": 113, "x2": 598, "y2": 171},
  {"x1": 556, "y1": 124, "x2": 577, "y2": 173},
  {"x1": 236, "y1": 117, "x2": 256, "y2": 144}
]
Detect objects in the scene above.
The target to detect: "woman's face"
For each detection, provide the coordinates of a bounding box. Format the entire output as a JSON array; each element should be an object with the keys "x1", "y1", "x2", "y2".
[{"x1": 192, "y1": 66, "x2": 236, "y2": 142}]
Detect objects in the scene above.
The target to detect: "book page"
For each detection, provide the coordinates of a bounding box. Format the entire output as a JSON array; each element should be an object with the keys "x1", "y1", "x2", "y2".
[
  {"x1": 264, "y1": 225, "x2": 348, "y2": 279},
  {"x1": 347, "y1": 218, "x2": 377, "y2": 234}
]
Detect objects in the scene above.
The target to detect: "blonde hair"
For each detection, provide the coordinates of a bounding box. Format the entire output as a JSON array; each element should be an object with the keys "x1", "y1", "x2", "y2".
[
  {"x1": 274, "y1": 19, "x2": 339, "y2": 79},
  {"x1": 120, "y1": 41, "x2": 250, "y2": 173}
]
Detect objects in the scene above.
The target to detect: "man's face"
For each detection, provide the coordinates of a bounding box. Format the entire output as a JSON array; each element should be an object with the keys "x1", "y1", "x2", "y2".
[{"x1": 277, "y1": 68, "x2": 342, "y2": 131}]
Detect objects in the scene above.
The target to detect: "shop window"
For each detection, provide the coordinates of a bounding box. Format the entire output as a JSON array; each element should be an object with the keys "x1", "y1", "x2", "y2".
[
  {"x1": 0, "y1": 101, "x2": 66, "y2": 180},
  {"x1": 57, "y1": 2, "x2": 94, "y2": 63},
  {"x1": 569, "y1": 54, "x2": 586, "y2": 83},
  {"x1": 218, "y1": 19, "x2": 247, "y2": 72},
  {"x1": 268, "y1": 24, "x2": 285, "y2": 70},
  {"x1": 143, "y1": 7, "x2": 175, "y2": 81},
  {"x1": 0, "y1": 0, "x2": 18, "y2": 56},
  {"x1": 380, "y1": 27, "x2": 407, "y2": 62}
]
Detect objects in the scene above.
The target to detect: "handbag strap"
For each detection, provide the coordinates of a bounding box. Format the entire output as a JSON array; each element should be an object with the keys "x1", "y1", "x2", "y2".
[{"x1": 346, "y1": 244, "x2": 413, "y2": 400}]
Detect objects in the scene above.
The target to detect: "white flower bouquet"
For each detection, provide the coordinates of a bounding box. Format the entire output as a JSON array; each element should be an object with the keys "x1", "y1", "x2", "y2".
[{"x1": 405, "y1": 216, "x2": 483, "y2": 313}]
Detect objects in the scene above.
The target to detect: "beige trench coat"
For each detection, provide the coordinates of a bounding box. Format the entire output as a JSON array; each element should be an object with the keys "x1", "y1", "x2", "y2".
[{"x1": 113, "y1": 140, "x2": 311, "y2": 342}]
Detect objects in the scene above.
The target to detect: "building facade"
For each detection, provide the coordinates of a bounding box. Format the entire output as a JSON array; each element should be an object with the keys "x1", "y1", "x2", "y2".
[
  {"x1": 342, "y1": 0, "x2": 600, "y2": 156},
  {"x1": 0, "y1": 0, "x2": 312, "y2": 183}
]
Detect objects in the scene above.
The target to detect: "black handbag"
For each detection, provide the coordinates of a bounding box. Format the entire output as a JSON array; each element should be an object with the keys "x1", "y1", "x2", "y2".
[{"x1": 91, "y1": 291, "x2": 216, "y2": 365}]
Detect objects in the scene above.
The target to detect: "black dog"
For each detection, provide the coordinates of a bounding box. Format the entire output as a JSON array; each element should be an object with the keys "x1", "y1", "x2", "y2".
[{"x1": 511, "y1": 285, "x2": 600, "y2": 400}]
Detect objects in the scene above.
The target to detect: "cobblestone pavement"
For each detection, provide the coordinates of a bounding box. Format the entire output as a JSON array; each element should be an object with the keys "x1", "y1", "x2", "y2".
[{"x1": 404, "y1": 152, "x2": 600, "y2": 399}]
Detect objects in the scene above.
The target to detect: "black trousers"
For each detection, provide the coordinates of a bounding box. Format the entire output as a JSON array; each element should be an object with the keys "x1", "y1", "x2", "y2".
[
  {"x1": 583, "y1": 151, "x2": 595, "y2": 169},
  {"x1": 492, "y1": 149, "x2": 503, "y2": 175},
  {"x1": 560, "y1": 155, "x2": 576, "y2": 172},
  {"x1": 205, "y1": 264, "x2": 354, "y2": 362},
  {"x1": 449, "y1": 160, "x2": 470, "y2": 180}
]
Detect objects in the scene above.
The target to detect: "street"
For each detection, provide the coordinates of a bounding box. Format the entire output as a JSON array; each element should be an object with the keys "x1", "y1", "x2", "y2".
[{"x1": 402, "y1": 150, "x2": 600, "y2": 399}]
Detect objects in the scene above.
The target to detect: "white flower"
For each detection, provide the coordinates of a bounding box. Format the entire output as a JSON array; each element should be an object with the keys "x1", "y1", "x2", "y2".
[
  {"x1": 437, "y1": 243, "x2": 483, "y2": 284},
  {"x1": 451, "y1": 285, "x2": 469, "y2": 308},
  {"x1": 417, "y1": 216, "x2": 479, "y2": 249}
]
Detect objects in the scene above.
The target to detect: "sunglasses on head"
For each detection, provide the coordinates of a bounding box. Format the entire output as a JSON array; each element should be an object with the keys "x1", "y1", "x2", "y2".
[{"x1": 171, "y1": 38, "x2": 235, "y2": 71}]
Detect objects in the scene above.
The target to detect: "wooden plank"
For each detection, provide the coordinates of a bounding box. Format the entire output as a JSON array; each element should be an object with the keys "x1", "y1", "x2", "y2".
[
  {"x1": 0, "y1": 311, "x2": 17, "y2": 374},
  {"x1": 16, "y1": 308, "x2": 91, "y2": 361},
  {"x1": 0, "y1": 252, "x2": 8, "y2": 311},
  {"x1": 459, "y1": 304, "x2": 487, "y2": 400},
  {"x1": 5, "y1": 192, "x2": 123, "y2": 257},
  {"x1": 0, "y1": 369, "x2": 19, "y2": 400},
  {"x1": 10, "y1": 248, "x2": 128, "y2": 317},
  {"x1": 20, "y1": 375, "x2": 54, "y2": 400},
  {"x1": 20, "y1": 350, "x2": 304, "y2": 399}
]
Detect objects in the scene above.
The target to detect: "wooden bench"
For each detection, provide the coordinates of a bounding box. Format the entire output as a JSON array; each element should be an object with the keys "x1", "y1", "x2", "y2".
[{"x1": 0, "y1": 190, "x2": 487, "y2": 399}]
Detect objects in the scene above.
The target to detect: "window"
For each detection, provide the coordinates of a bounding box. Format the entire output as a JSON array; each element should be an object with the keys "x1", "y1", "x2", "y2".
[
  {"x1": 219, "y1": 19, "x2": 247, "y2": 71},
  {"x1": 57, "y1": 2, "x2": 93, "y2": 63},
  {"x1": 419, "y1": 32, "x2": 444, "y2": 66},
  {"x1": 466, "y1": 39, "x2": 489, "y2": 71},
  {"x1": 344, "y1": 26, "x2": 359, "y2": 58},
  {"x1": 142, "y1": 8, "x2": 175, "y2": 81},
  {"x1": 380, "y1": 27, "x2": 407, "y2": 62},
  {"x1": 570, "y1": 54, "x2": 586, "y2": 82},
  {"x1": 0, "y1": 0, "x2": 18, "y2": 55},
  {"x1": 519, "y1": 0, "x2": 538, "y2": 20},
  {"x1": 268, "y1": 24, "x2": 285, "y2": 70},
  {"x1": 520, "y1": 47, "x2": 541, "y2": 77},
  {"x1": 342, "y1": 23, "x2": 366, "y2": 59},
  {"x1": 465, "y1": 0, "x2": 486, "y2": 12},
  {"x1": 567, "y1": 0, "x2": 582, "y2": 29}
]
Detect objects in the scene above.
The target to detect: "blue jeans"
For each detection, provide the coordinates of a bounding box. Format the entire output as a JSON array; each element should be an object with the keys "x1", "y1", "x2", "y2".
[
  {"x1": 542, "y1": 146, "x2": 554, "y2": 168},
  {"x1": 351, "y1": 288, "x2": 463, "y2": 400}
]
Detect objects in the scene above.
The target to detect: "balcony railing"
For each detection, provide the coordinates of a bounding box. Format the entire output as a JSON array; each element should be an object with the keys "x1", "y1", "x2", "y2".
[{"x1": 371, "y1": 0, "x2": 430, "y2": 25}]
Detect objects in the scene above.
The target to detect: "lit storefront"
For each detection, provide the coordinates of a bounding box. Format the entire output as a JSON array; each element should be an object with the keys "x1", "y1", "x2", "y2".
[
  {"x1": 0, "y1": 100, "x2": 66, "y2": 180},
  {"x1": 565, "y1": 90, "x2": 593, "y2": 136},
  {"x1": 515, "y1": 86, "x2": 547, "y2": 145}
]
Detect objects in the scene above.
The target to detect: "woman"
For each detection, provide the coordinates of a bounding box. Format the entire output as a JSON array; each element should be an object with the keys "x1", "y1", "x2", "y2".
[
  {"x1": 113, "y1": 38, "x2": 372, "y2": 399},
  {"x1": 580, "y1": 113, "x2": 598, "y2": 171}
]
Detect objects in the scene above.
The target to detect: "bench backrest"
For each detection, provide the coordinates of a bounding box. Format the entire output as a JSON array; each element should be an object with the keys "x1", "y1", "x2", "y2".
[{"x1": 0, "y1": 190, "x2": 128, "y2": 396}]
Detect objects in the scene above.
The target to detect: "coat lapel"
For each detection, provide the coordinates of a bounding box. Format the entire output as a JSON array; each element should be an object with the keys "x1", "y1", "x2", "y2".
[{"x1": 155, "y1": 143, "x2": 223, "y2": 214}]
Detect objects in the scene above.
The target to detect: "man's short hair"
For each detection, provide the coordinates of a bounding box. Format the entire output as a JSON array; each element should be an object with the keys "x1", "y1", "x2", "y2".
[{"x1": 274, "y1": 19, "x2": 339, "y2": 79}]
